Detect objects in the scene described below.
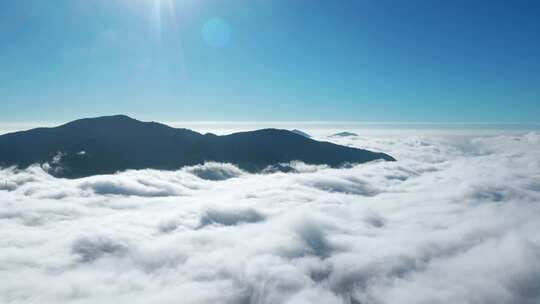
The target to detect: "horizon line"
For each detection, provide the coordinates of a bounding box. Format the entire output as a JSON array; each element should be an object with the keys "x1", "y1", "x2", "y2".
[{"x1": 0, "y1": 120, "x2": 539, "y2": 126}]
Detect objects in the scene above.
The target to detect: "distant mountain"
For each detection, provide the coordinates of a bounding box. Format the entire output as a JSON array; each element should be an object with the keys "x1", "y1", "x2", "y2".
[
  {"x1": 0, "y1": 115, "x2": 395, "y2": 178},
  {"x1": 291, "y1": 129, "x2": 311, "y2": 138},
  {"x1": 331, "y1": 131, "x2": 358, "y2": 137}
]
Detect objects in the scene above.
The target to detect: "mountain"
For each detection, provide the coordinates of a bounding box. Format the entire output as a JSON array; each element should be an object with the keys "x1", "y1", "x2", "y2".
[
  {"x1": 330, "y1": 131, "x2": 358, "y2": 137},
  {"x1": 0, "y1": 115, "x2": 395, "y2": 178},
  {"x1": 291, "y1": 129, "x2": 311, "y2": 138}
]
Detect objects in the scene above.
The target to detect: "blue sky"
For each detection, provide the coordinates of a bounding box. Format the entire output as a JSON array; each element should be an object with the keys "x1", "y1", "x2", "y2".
[{"x1": 0, "y1": 0, "x2": 539, "y2": 123}]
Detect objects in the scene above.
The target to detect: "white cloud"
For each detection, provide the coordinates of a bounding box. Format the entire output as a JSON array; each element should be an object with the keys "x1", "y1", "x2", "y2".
[{"x1": 1, "y1": 132, "x2": 539, "y2": 303}]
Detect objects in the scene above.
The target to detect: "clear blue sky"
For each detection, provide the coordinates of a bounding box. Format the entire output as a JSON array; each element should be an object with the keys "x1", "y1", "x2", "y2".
[{"x1": 0, "y1": 0, "x2": 539, "y2": 123}]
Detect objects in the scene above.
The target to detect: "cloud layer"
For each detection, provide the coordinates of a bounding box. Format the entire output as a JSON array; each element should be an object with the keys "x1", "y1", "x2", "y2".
[{"x1": 1, "y1": 132, "x2": 540, "y2": 304}]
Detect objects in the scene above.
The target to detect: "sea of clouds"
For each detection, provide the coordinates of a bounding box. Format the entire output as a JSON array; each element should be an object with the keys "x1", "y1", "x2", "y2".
[{"x1": 1, "y1": 131, "x2": 540, "y2": 304}]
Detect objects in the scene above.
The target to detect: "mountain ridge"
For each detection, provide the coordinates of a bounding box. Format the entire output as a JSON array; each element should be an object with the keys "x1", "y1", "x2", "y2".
[{"x1": 0, "y1": 115, "x2": 395, "y2": 178}]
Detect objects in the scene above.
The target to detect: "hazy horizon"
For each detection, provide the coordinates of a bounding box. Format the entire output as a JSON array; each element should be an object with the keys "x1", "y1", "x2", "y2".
[{"x1": 2, "y1": 119, "x2": 540, "y2": 137}]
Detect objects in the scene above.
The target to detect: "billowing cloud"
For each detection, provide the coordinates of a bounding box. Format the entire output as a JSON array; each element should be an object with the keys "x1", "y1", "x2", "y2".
[{"x1": 1, "y1": 132, "x2": 539, "y2": 303}]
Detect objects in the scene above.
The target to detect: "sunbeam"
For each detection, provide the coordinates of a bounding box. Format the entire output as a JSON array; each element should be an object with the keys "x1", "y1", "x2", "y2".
[{"x1": 151, "y1": 0, "x2": 179, "y2": 43}]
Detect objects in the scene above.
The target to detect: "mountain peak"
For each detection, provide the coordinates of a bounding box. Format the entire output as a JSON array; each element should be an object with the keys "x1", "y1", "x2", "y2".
[{"x1": 60, "y1": 114, "x2": 141, "y2": 127}]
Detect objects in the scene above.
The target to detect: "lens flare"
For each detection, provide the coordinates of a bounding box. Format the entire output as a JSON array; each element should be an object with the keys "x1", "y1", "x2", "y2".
[{"x1": 201, "y1": 18, "x2": 232, "y2": 48}]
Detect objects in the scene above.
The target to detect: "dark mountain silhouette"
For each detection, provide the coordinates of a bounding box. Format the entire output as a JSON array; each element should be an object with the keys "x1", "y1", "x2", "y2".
[
  {"x1": 0, "y1": 115, "x2": 395, "y2": 178},
  {"x1": 330, "y1": 131, "x2": 358, "y2": 137},
  {"x1": 291, "y1": 129, "x2": 311, "y2": 138}
]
